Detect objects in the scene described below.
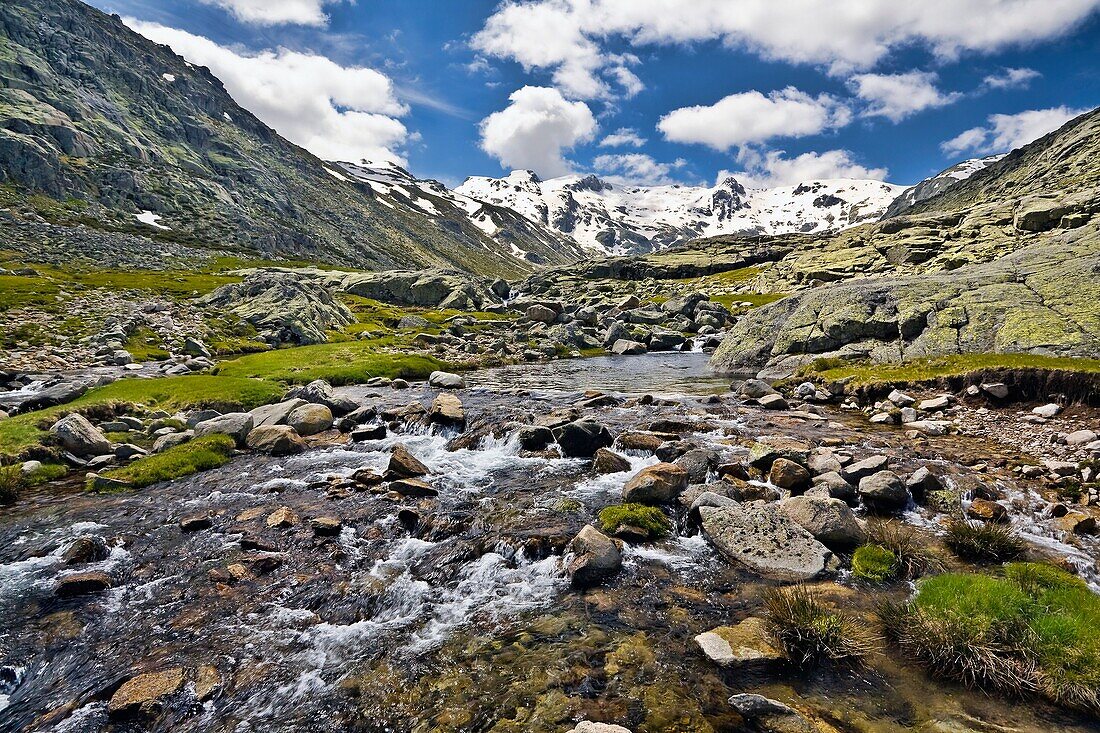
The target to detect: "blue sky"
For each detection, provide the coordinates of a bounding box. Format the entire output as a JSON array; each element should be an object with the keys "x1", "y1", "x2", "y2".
[{"x1": 90, "y1": 0, "x2": 1100, "y2": 188}]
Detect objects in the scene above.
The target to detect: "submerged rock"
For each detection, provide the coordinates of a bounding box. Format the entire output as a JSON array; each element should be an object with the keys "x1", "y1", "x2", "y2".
[
  {"x1": 699, "y1": 503, "x2": 830, "y2": 581},
  {"x1": 695, "y1": 617, "x2": 784, "y2": 668},
  {"x1": 55, "y1": 571, "x2": 113, "y2": 597},
  {"x1": 108, "y1": 668, "x2": 185, "y2": 717}
]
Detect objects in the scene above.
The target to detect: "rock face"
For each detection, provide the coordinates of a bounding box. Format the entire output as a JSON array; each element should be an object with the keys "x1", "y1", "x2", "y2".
[
  {"x1": 699, "y1": 503, "x2": 831, "y2": 581},
  {"x1": 621, "y1": 463, "x2": 689, "y2": 504},
  {"x1": 50, "y1": 414, "x2": 110, "y2": 456},
  {"x1": 201, "y1": 274, "x2": 356, "y2": 345}
]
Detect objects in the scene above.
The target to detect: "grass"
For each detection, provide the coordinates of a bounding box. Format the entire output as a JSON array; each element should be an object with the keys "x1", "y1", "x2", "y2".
[
  {"x1": 864, "y1": 520, "x2": 945, "y2": 579},
  {"x1": 124, "y1": 327, "x2": 170, "y2": 362},
  {"x1": 762, "y1": 585, "x2": 873, "y2": 667},
  {"x1": 943, "y1": 519, "x2": 1026, "y2": 563},
  {"x1": 23, "y1": 462, "x2": 68, "y2": 485},
  {"x1": 799, "y1": 353, "x2": 1100, "y2": 387},
  {"x1": 597, "y1": 503, "x2": 672, "y2": 539},
  {"x1": 0, "y1": 375, "x2": 284, "y2": 459},
  {"x1": 96, "y1": 434, "x2": 236, "y2": 489},
  {"x1": 0, "y1": 465, "x2": 23, "y2": 505},
  {"x1": 852, "y1": 545, "x2": 898, "y2": 583},
  {"x1": 214, "y1": 341, "x2": 445, "y2": 386},
  {"x1": 881, "y1": 565, "x2": 1100, "y2": 713}
]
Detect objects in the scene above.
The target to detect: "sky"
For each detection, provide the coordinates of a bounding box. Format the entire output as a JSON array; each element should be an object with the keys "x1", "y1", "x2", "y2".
[{"x1": 88, "y1": 0, "x2": 1100, "y2": 189}]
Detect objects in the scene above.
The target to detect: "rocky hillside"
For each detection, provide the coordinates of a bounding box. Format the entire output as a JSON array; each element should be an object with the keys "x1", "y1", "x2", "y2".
[
  {"x1": 457, "y1": 170, "x2": 902, "y2": 255},
  {"x1": 882, "y1": 155, "x2": 1002, "y2": 217},
  {"x1": 0, "y1": 0, "x2": 551, "y2": 275},
  {"x1": 709, "y1": 106, "x2": 1100, "y2": 376}
]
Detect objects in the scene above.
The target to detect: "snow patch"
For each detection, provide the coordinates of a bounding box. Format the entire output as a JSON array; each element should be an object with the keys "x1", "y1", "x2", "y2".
[{"x1": 134, "y1": 210, "x2": 169, "y2": 230}]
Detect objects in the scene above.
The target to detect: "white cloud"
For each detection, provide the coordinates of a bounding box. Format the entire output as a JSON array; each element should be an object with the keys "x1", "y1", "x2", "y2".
[
  {"x1": 982, "y1": 67, "x2": 1041, "y2": 89},
  {"x1": 198, "y1": 0, "x2": 338, "y2": 27},
  {"x1": 849, "y1": 71, "x2": 961, "y2": 122},
  {"x1": 127, "y1": 21, "x2": 409, "y2": 164},
  {"x1": 472, "y1": 1, "x2": 1100, "y2": 95},
  {"x1": 728, "y1": 148, "x2": 888, "y2": 188},
  {"x1": 941, "y1": 106, "x2": 1088, "y2": 156},
  {"x1": 657, "y1": 88, "x2": 851, "y2": 151},
  {"x1": 478, "y1": 86, "x2": 597, "y2": 177},
  {"x1": 592, "y1": 153, "x2": 686, "y2": 185},
  {"x1": 600, "y1": 128, "x2": 646, "y2": 147}
]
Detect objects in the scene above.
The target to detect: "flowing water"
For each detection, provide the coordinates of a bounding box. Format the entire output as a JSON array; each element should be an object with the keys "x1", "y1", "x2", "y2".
[{"x1": 1, "y1": 355, "x2": 1096, "y2": 732}]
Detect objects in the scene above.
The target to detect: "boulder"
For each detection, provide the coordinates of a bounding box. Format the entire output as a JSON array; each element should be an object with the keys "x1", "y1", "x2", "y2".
[
  {"x1": 810, "y1": 471, "x2": 857, "y2": 503},
  {"x1": 841, "y1": 455, "x2": 889, "y2": 483},
  {"x1": 50, "y1": 414, "x2": 111, "y2": 457},
  {"x1": 429, "y1": 371, "x2": 466, "y2": 389},
  {"x1": 553, "y1": 420, "x2": 614, "y2": 458},
  {"x1": 266, "y1": 506, "x2": 300, "y2": 528},
  {"x1": 1033, "y1": 403, "x2": 1062, "y2": 418},
  {"x1": 517, "y1": 425, "x2": 554, "y2": 451},
  {"x1": 737, "y1": 379, "x2": 779, "y2": 399},
  {"x1": 727, "y1": 694, "x2": 815, "y2": 733},
  {"x1": 674, "y1": 448, "x2": 719, "y2": 483},
  {"x1": 55, "y1": 571, "x2": 113, "y2": 597},
  {"x1": 566, "y1": 525, "x2": 622, "y2": 587},
  {"x1": 63, "y1": 535, "x2": 109, "y2": 565},
  {"x1": 779, "y1": 496, "x2": 864, "y2": 549},
  {"x1": 858, "y1": 471, "x2": 910, "y2": 513},
  {"x1": 429, "y1": 393, "x2": 465, "y2": 427},
  {"x1": 967, "y1": 498, "x2": 1009, "y2": 523},
  {"x1": 108, "y1": 668, "x2": 185, "y2": 716},
  {"x1": 918, "y1": 395, "x2": 952, "y2": 412},
  {"x1": 593, "y1": 448, "x2": 631, "y2": 474},
  {"x1": 245, "y1": 425, "x2": 307, "y2": 456},
  {"x1": 249, "y1": 399, "x2": 307, "y2": 428},
  {"x1": 757, "y1": 393, "x2": 789, "y2": 410},
  {"x1": 695, "y1": 617, "x2": 784, "y2": 668},
  {"x1": 699, "y1": 504, "x2": 831, "y2": 581},
  {"x1": 905, "y1": 466, "x2": 943, "y2": 501},
  {"x1": 526, "y1": 304, "x2": 558, "y2": 324},
  {"x1": 610, "y1": 339, "x2": 647, "y2": 355},
  {"x1": 1066, "y1": 429, "x2": 1098, "y2": 446},
  {"x1": 769, "y1": 458, "x2": 811, "y2": 491},
  {"x1": 285, "y1": 380, "x2": 357, "y2": 415},
  {"x1": 193, "y1": 413, "x2": 254, "y2": 446},
  {"x1": 286, "y1": 404, "x2": 333, "y2": 436},
  {"x1": 622, "y1": 463, "x2": 688, "y2": 504},
  {"x1": 386, "y1": 444, "x2": 430, "y2": 479},
  {"x1": 389, "y1": 478, "x2": 438, "y2": 497}
]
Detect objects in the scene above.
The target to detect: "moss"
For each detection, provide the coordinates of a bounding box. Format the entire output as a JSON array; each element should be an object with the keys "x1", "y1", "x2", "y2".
[
  {"x1": 598, "y1": 503, "x2": 671, "y2": 539},
  {"x1": 852, "y1": 545, "x2": 898, "y2": 582},
  {"x1": 214, "y1": 341, "x2": 445, "y2": 385},
  {"x1": 555, "y1": 498, "x2": 583, "y2": 513},
  {"x1": 805, "y1": 353, "x2": 1100, "y2": 386},
  {"x1": 96, "y1": 434, "x2": 236, "y2": 488},
  {"x1": 710, "y1": 292, "x2": 787, "y2": 311},
  {"x1": 22, "y1": 462, "x2": 68, "y2": 485}
]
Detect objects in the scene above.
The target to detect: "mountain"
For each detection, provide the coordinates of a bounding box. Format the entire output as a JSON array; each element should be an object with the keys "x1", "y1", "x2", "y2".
[
  {"x1": 456, "y1": 170, "x2": 903, "y2": 255},
  {"x1": 0, "y1": 0, "x2": 556, "y2": 275},
  {"x1": 883, "y1": 155, "x2": 1003, "y2": 217}
]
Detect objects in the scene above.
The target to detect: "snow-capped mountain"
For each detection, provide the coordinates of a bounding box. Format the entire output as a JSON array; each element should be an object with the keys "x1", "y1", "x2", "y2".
[
  {"x1": 883, "y1": 155, "x2": 1005, "y2": 217},
  {"x1": 456, "y1": 171, "x2": 905, "y2": 255},
  {"x1": 331, "y1": 161, "x2": 586, "y2": 265}
]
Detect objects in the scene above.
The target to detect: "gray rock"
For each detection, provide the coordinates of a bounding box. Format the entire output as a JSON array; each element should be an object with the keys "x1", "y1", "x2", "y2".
[
  {"x1": 201, "y1": 273, "x2": 355, "y2": 345},
  {"x1": 285, "y1": 380, "x2": 357, "y2": 415},
  {"x1": 1033, "y1": 403, "x2": 1062, "y2": 418},
  {"x1": 428, "y1": 371, "x2": 466, "y2": 389},
  {"x1": 842, "y1": 455, "x2": 889, "y2": 483},
  {"x1": 553, "y1": 420, "x2": 614, "y2": 458},
  {"x1": 566, "y1": 525, "x2": 622, "y2": 587},
  {"x1": 1066, "y1": 429, "x2": 1097, "y2": 446},
  {"x1": 779, "y1": 495, "x2": 864, "y2": 549},
  {"x1": 980, "y1": 382, "x2": 1009, "y2": 399},
  {"x1": 250, "y1": 399, "x2": 308, "y2": 428},
  {"x1": 695, "y1": 617, "x2": 784, "y2": 668},
  {"x1": 193, "y1": 413, "x2": 254, "y2": 446},
  {"x1": 610, "y1": 339, "x2": 647, "y2": 355},
  {"x1": 246, "y1": 425, "x2": 307, "y2": 455},
  {"x1": 153, "y1": 431, "x2": 193, "y2": 452},
  {"x1": 858, "y1": 471, "x2": 910, "y2": 513},
  {"x1": 699, "y1": 503, "x2": 831, "y2": 581},
  {"x1": 286, "y1": 403, "x2": 333, "y2": 436},
  {"x1": 918, "y1": 395, "x2": 952, "y2": 412},
  {"x1": 622, "y1": 463, "x2": 689, "y2": 504},
  {"x1": 758, "y1": 393, "x2": 789, "y2": 410},
  {"x1": 526, "y1": 304, "x2": 558, "y2": 324},
  {"x1": 50, "y1": 414, "x2": 111, "y2": 457}
]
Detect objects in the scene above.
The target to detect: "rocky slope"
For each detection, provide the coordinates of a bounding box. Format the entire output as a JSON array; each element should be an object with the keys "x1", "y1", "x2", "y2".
[
  {"x1": 883, "y1": 155, "x2": 1003, "y2": 217},
  {"x1": 709, "y1": 107, "x2": 1100, "y2": 376},
  {"x1": 457, "y1": 170, "x2": 903, "y2": 255},
  {"x1": 0, "y1": 0, "x2": 551, "y2": 275}
]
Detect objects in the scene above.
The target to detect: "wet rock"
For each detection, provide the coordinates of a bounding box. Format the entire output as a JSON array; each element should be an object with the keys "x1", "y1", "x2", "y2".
[
  {"x1": 194, "y1": 665, "x2": 221, "y2": 701},
  {"x1": 567, "y1": 525, "x2": 622, "y2": 588},
  {"x1": 108, "y1": 668, "x2": 185, "y2": 717},
  {"x1": 1054, "y1": 512, "x2": 1097, "y2": 535},
  {"x1": 429, "y1": 371, "x2": 466, "y2": 389},
  {"x1": 55, "y1": 571, "x2": 113, "y2": 597},
  {"x1": 266, "y1": 506, "x2": 300, "y2": 528},
  {"x1": 967, "y1": 498, "x2": 1009, "y2": 523},
  {"x1": 50, "y1": 414, "x2": 111, "y2": 456},
  {"x1": 553, "y1": 420, "x2": 614, "y2": 458},
  {"x1": 193, "y1": 412, "x2": 254, "y2": 446},
  {"x1": 858, "y1": 471, "x2": 910, "y2": 514},
  {"x1": 610, "y1": 339, "x2": 647, "y2": 355},
  {"x1": 569, "y1": 723, "x2": 632, "y2": 733},
  {"x1": 389, "y1": 478, "x2": 438, "y2": 497},
  {"x1": 249, "y1": 398, "x2": 308, "y2": 428},
  {"x1": 699, "y1": 504, "x2": 830, "y2": 581},
  {"x1": 758, "y1": 393, "x2": 789, "y2": 410},
  {"x1": 841, "y1": 455, "x2": 889, "y2": 483},
  {"x1": 350, "y1": 423, "x2": 388, "y2": 441},
  {"x1": 769, "y1": 458, "x2": 811, "y2": 491},
  {"x1": 748, "y1": 437, "x2": 811, "y2": 470},
  {"x1": 695, "y1": 617, "x2": 784, "y2": 668},
  {"x1": 1033, "y1": 403, "x2": 1062, "y2": 418},
  {"x1": 246, "y1": 425, "x2": 307, "y2": 455},
  {"x1": 622, "y1": 463, "x2": 689, "y2": 504},
  {"x1": 429, "y1": 393, "x2": 465, "y2": 427},
  {"x1": 727, "y1": 694, "x2": 815, "y2": 733},
  {"x1": 311, "y1": 517, "x2": 343, "y2": 536},
  {"x1": 386, "y1": 444, "x2": 430, "y2": 479},
  {"x1": 352, "y1": 467, "x2": 384, "y2": 486},
  {"x1": 593, "y1": 447, "x2": 631, "y2": 474},
  {"x1": 286, "y1": 403, "x2": 333, "y2": 436},
  {"x1": 674, "y1": 448, "x2": 720, "y2": 483},
  {"x1": 905, "y1": 467, "x2": 943, "y2": 502},
  {"x1": 779, "y1": 496, "x2": 864, "y2": 550},
  {"x1": 63, "y1": 535, "x2": 109, "y2": 564},
  {"x1": 179, "y1": 514, "x2": 213, "y2": 532},
  {"x1": 808, "y1": 472, "x2": 857, "y2": 503}
]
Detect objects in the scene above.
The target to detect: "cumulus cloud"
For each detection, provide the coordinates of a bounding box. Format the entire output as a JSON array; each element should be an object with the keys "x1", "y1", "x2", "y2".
[
  {"x1": 728, "y1": 148, "x2": 889, "y2": 188},
  {"x1": 849, "y1": 71, "x2": 961, "y2": 122},
  {"x1": 981, "y1": 67, "x2": 1041, "y2": 89},
  {"x1": 591, "y1": 153, "x2": 686, "y2": 185},
  {"x1": 600, "y1": 128, "x2": 646, "y2": 147},
  {"x1": 478, "y1": 86, "x2": 597, "y2": 177},
  {"x1": 128, "y1": 21, "x2": 409, "y2": 164},
  {"x1": 657, "y1": 88, "x2": 851, "y2": 151},
  {"x1": 198, "y1": 0, "x2": 339, "y2": 27},
  {"x1": 472, "y1": 0, "x2": 1100, "y2": 95},
  {"x1": 941, "y1": 106, "x2": 1088, "y2": 156}
]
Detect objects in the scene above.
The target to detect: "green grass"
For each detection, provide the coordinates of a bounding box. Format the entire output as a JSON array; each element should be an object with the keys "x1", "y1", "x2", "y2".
[
  {"x1": 675, "y1": 266, "x2": 763, "y2": 285},
  {"x1": 341, "y1": 295, "x2": 515, "y2": 334},
  {"x1": 96, "y1": 434, "x2": 236, "y2": 489},
  {"x1": 943, "y1": 520, "x2": 1026, "y2": 563},
  {"x1": 598, "y1": 503, "x2": 672, "y2": 539},
  {"x1": 711, "y1": 293, "x2": 787, "y2": 311},
  {"x1": 0, "y1": 274, "x2": 62, "y2": 311},
  {"x1": 884, "y1": 566, "x2": 1100, "y2": 713},
  {"x1": 124, "y1": 327, "x2": 170, "y2": 362},
  {"x1": 214, "y1": 341, "x2": 445, "y2": 386},
  {"x1": 852, "y1": 545, "x2": 898, "y2": 583},
  {"x1": 23, "y1": 462, "x2": 68, "y2": 485},
  {"x1": 0, "y1": 375, "x2": 284, "y2": 459},
  {"x1": 801, "y1": 353, "x2": 1100, "y2": 387},
  {"x1": 763, "y1": 584, "x2": 873, "y2": 667}
]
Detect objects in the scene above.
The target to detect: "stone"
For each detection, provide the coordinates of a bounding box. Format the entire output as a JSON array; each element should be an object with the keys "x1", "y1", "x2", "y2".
[
  {"x1": 967, "y1": 498, "x2": 1009, "y2": 523},
  {"x1": 63, "y1": 535, "x2": 109, "y2": 564},
  {"x1": 19, "y1": 459, "x2": 43, "y2": 476},
  {"x1": 610, "y1": 339, "x2": 647, "y2": 355},
  {"x1": 887, "y1": 389, "x2": 915, "y2": 406},
  {"x1": 526, "y1": 304, "x2": 558, "y2": 324},
  {"x1": 907, "y1": 420, "x2": 951, "y2": 436},
  {"x1": 980, "y1": 382, "x2": 1009, "y2": 399},
  {"x1": 567, "y1": 525, "x2": 622, "y2": 587},
  {"x1": 246, "y1": 425, "x2": 307, "y2": 455},
  {"x1": 917, "y1": 395, "x2": 952, "y2": 412},
  {"x1": 311, "y1": 517, "x2": 343, "y2": 536},
  {"x1": 842, "y1": 455, "x2": 889, "y2": 483},
  {"x1": 286, "y1": 404, "x2": 333, "y2": 436},
  {"x1": 266, "y1": 506, "x2": 300, "y2": 528},
  {"x1": 429, "y1": 371, "x2": 466, "y2": 389},
  {"x1": 699, "y1": 504, "x2": 831, "y2": 581},
  {"x1": 186, "y1": 410, "x2": 222, "y2": 428},
  {"x1": 807, "y1": 450, "x2": 843, "y2": 476},
  {"x1": 727, "y1": 694, "x2": 815, "y2": 733},
  {"x1": 906, "y1": 467, "x2": 944, "y2": 501},
  {"x1": 429, "y1": 393, "x2": 465, "y2": 427},
  {"x1": 389, "y1": 478, "x2": 438, "y2": 497},
  {"x1": 194, "y1": 665, "x2": 221, "y2": 701},
  {"x1": 183, "y1": 337, "x2": 212, "y2": 358},
  {"x1": 779, "y1": 496, "x2": 865, "y2": 550},
  {"x1": 758, "y1": 393, "x2": 789, "y2": 410},
  {"x1": 695, "y1": 617, "x2": 784, "y2": 668},
  {"x1": 1033, "y1": 403, "x2": 1062, "y2": 418},
  {"x1": 55, "y1": 571, "x2": 113, "y2": 597},
  {"x1": 179, "y1": 514, "x2": 213, "y2": 532},
  {"x1": 108, "y1": 668, "x2": 185, "y2": 716},
  {"x1": 1054, "y1": 512, "x2": 1097, "y2": 535},
  {"x1": 193, "y1": 413, "x2": 254, "y2": 446},
  {"x1": 249, "y1": 399, "x2": 308, "y2": 428},
  {"x1": 350, "y1": 423, "x2": 388, "y2": 441},
  {"x1": 50, "y1": 414, "x2": 111, "y2": 456},
  {"x1": 553, "y1": 420, "x2": 614, "y2": 458},
  {"x1": 810, "y1": 472, "x2": 857, "y2": 503},
  {"x1": 570, "y1": 724, "x2": 632, "y2": 733},
  {"x1": 517, "y1": 425, "x2": 554, "y2": 451},
  {"x1": 593, "y1": 448, "x2": 631, "y2": 474},
  {"x1": 387, "y1": 444, "x2": 430, "y2": 479},
  {"x1": 622, "y1": 463, "x2": 689, "y2": 504},
  {"x1": 769, "y1": 458, "x2": 811, "y2": 491},
  {"x1": 88, "y1": 475, "x2": 132, "y2": 492},
  {"x1": 858, "y1": 471, "x2": 910, "y2": 513},
  {"x1": 153, "y1": 431, "x2": 193, "y2": 453},
  {"x1": 674, "y1": 448, "x2": 719, "y2": 483},
  {"x1": 737, "y1": 379, "x2": 779, "y2": 399},
  {"x1": 1066, "y1": 429, "x2": 1098, "y2": 446},
  {"x1": 285, "y1": 380, "x2": 358, "y2": 415}
]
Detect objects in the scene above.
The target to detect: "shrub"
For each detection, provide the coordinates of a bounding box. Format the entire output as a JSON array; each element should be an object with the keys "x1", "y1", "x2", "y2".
[
  {"x1": 98, "y1": 434, "x2": 236, "y2": 488},
  {"x1": 0, "y1": 464, "x2": 24, "y2": 505},
  {"x1": 598, "y1": 503, "x2": 671, "y2": 539},
  {"x1": 943, "y1": 519, "x2": 1025, "y2": 562},
  {"x1": 762, "y1": 584, "x2": 873, "y2": 667},
  {"x1": 852, "y1": 545, "x2": 898, "y2": 583},
  {"x1": 864, "y1": 520, "x2": 944, "y2": 578}
]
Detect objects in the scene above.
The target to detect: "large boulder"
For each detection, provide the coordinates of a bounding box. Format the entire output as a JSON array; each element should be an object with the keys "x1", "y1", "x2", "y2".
[
  {"x1": 622, "y1": 463, "x2": 689, "y2": 504},
  {"x1": 779, "y1": 496, "x2": 864, "y2": 550},
  {"x1": 193, "y1": 413, "x2": 254, "y2": 446},
  {"x1": 341, "y1": 269, "x2": 496, "y2": 309},
  {"x1": 245, "y1": 425, "x2": 307, "y2": 456},
  {"x1": 858, "y1": 471, "x2": 911, "y2": 513},
  {"x1": 553, "y1": 420, "x2": 614, "y2": 458},
  {"x1": 566, "y1": 525, "x2": 622, "y2": 587},
  {"x1": 286, "y1": 404, "x2": 333, "y2": 436},
  {"x1": 249, "y1": 399, "x2": 307, "y2": 428},
  {"x1": 50, "y1": 414, "x2": 111, "y2": 456},
  {"x1": 699, "y1": 503, "x2": 831, "y2": 581}
]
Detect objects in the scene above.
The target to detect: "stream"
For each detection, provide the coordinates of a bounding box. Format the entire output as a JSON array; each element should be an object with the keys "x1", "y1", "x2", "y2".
[{"x1": 0, "y1": 355, "x2": 1097, "y2": 732}]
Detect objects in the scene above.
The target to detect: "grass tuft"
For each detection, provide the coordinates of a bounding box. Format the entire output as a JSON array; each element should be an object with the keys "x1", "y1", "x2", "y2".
[
  {"x1": 865, "y1": 520, "x2": 945, "y2": 579},
  {"x1": 762, "y1": 584, "x2": 873, "y2": 667},
  {"x1": 0, "y1": 464, "x2": 24, "y2": 505},
  {"x1": 943, "y1": 519, "x2": 1026, "y2": 563},
  {"x1": 852, "y1": 545, "x2": 898, "y2": 583},
  {"x1": 97, "y1": 434, "x2": 236, "y2": 489}
]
